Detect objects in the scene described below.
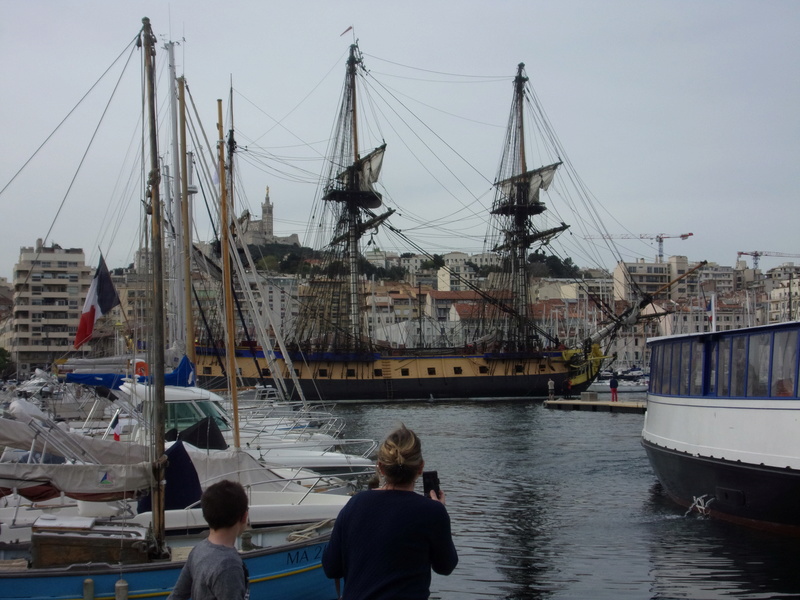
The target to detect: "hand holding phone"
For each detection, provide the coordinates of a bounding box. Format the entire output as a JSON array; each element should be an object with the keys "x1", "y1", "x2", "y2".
[{"x1": 423, "y1": 470, "x2": 441, "y2": 500}]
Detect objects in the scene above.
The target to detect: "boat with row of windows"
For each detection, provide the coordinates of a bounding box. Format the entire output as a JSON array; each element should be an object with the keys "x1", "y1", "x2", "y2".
[{"x1": 642, "y1": 320, "x2": 800, "y2": 532}]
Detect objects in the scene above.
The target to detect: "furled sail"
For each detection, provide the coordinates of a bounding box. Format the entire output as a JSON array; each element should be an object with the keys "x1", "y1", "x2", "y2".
[
  {"x1": 325, "y1": 144, "x2": 387, "y2": 209},
  {"x1": 493, "y1": 161, "x2": 562, "y2": 213}
]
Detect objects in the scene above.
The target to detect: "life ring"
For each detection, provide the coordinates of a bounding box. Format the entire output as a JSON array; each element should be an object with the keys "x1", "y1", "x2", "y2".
[{"x1": 134, "y1": 361, "x2": 149, "y2": 377}]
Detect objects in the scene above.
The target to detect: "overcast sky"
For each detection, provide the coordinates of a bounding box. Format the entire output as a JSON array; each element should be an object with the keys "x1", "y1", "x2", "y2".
[{"x1": 1, "y1": 0, "x2": 798, "y2": 282}]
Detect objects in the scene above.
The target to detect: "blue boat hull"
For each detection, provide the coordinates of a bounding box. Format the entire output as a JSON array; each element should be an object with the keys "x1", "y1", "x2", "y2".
[{"x1": 0, "y1": 538, "x2": 337, "y2": 600}]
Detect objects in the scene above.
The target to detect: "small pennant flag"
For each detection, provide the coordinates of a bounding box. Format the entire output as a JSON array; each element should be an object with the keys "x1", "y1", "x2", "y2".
[{"x1": 340, "y1": 26, "x2": 353, "y2": 37}]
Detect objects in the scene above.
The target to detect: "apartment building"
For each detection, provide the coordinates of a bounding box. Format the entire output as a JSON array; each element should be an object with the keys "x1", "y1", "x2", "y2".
[
  {"x1": 10, "y1": 240, "x2": 92, "y2": 378},
  {"x1": 769, "y1": 275, "x2": 800, "y2": 323},
  {"x1": 613, "y1": 258, "x2": 672, "y2": 303}
]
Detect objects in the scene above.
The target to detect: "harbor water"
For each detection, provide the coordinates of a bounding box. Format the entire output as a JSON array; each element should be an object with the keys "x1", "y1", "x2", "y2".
[{"x1": 333, "y1": 394, "x2": 800, "y2": 600}]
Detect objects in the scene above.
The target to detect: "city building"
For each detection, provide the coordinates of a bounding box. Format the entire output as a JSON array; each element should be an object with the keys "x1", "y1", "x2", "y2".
[
  {"x1": 9, "y1": 240, "x2": 92, "y2": 378},
  {"x1": 768, "y1": 274, "x2": 800, "y2": 323}
]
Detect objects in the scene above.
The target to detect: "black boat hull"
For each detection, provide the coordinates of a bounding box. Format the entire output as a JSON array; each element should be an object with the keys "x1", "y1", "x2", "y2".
[{"x1": 642, "y1": 438, "x2": 800, "y2": 533}]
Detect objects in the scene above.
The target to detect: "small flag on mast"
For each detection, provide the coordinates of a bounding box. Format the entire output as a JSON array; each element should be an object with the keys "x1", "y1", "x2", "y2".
[
  {"x1": 74, "y1": 255, "x2": 121, "y2": 349},
  {"x1": 340, "y1": 26, "x2": 353, "y2": 37},
  {"x1": 110, "y1": 413, "x2": 121, "y2": 442}
]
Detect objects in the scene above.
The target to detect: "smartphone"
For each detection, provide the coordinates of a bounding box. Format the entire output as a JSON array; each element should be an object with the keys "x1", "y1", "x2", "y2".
[{"x1": 423, "y1": 470, "x2": 440, "y2": 499}]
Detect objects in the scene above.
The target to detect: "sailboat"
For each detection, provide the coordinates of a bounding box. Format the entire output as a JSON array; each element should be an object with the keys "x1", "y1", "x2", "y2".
[
  {"x1": 0, "y1": 19, "x2": 338, "y2": 600},
  {"x1": 196, "y1": 48, "x2": 614, "y2": 401}
]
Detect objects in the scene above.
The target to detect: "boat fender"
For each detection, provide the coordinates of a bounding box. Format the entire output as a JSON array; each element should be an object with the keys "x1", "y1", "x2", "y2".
[
  {"x1": 83, "y1": 579, "x2": 94, "y2": 600},
  {"x1": 115, "y1": 579, "x2": 128, "y2": 600}
]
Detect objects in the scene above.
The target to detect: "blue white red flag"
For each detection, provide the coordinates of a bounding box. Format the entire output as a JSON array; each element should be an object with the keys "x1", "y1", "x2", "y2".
[
  {"x1": 74, "y1": 255, "x2": 120, "y2": 349},
  {"x1": 110, "y1": 413, "x2": 121, "y2": 441}
]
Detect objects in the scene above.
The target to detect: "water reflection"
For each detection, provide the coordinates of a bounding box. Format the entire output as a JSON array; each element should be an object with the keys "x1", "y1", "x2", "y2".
[
  {"x1": 646, "y1": 483, "x2": 800, "y2": 599},
  {"x1": 336, "y1": 400, "x2": 800, "y2": 599}
]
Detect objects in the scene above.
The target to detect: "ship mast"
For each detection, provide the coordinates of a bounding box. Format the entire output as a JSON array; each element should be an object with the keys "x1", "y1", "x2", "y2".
[
  {"x1": 304, "y1": 42, "x2": 390, "y2": 353},
  {"x1": 511, "y1": 64, "x2": 531, "y2": 346},
  {"x1": 345, "y1": 46, "x2": 362, "y2": 348},
  {"x1": 490, "y1": 63, "x2": 568, "y2": 351}
]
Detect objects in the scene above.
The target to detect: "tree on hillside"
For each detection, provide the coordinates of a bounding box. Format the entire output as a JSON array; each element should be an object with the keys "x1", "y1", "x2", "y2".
[
  {"x1": 420, "y1": 254, "x2": 445, "y2": 270},
  {"x1": 527, "y1": 252, "x2": 581, "y2": 278}
]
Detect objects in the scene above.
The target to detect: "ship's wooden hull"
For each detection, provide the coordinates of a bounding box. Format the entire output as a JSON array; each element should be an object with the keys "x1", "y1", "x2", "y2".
[{"x1": 197, "y1": 350, "x2": 604, "y2": 402}]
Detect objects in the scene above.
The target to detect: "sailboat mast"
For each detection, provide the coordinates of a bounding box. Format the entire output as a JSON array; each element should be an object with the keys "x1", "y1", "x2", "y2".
[
  {"x1": 141, "y1": 16, "x2": 167, "y2": 557},
  {"x1": 166, "y1": 42, "x2": 186, "y2": 351},
  {"x1": 178, "y1": 77, "x2": 196, "y2": 365},
  {"x1": 217, "y1": 98, "x2": 241, "y2": 448}
]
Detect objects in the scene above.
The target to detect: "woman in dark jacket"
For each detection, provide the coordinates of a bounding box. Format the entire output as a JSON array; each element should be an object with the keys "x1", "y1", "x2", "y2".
[{"x1": 322, "y1": 424, "x2": 458, "y2": 599}]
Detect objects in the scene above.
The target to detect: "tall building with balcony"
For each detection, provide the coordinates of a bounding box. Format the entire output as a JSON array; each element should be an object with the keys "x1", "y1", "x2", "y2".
[
  {"x1": 11, "y1": 240, "x2": 92, "y2": 378},
  {"x1": 613, "y1": 256, "x2": 705, "y2": 304},
  {"x1": 613, "y1": 258, "x2": 672, "y2": 303}
]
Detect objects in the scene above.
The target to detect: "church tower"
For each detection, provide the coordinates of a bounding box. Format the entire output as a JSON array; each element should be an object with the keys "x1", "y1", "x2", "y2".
[{"x1": 262, "y1": 186, "x2": 274, "y2": 237}]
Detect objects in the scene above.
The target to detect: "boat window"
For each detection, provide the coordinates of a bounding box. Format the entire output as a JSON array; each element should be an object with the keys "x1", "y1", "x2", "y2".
[
  {"x1": 319, "y1": 369, "x2": 328, "y2": 377},
  {"x1": 730, "y1": 336, "x2": 747, "y2": 396},
  {"x1": 689, "y1": 340, "x2": 704, "y2": 396},
  {"x1": 453, "y1": 366, "x2": 463, "y2": 375},
  {"x1": 746, "y1": 333, "x2": 770, "y2": 397},
  {"x1": 771, "y1": 330, "x2": 798, "y2": 397},
  {"x1": 427, "y1": 367, "x2": 436, "y2": 375},
  {"x1": 707, "y1": 341, "x2": 718, "y2": 396},
  {"x1": 166, "y1": 401, "x2": 230, "y2": 432},
  {"x1": 680, "y1": 341, "x2": 692, "y2": 396},
  {"x1": 202, "y1": 366, "x2": 212, "y2": 375},
  {"x1": 260, "y1": 368, "x2": 271, "y2": 376},
  {"x1": 654, "y1": 343, "x2": 665, "y2": 394},
  {"x1": 479, "y1": 366, "x2": 488, "y2": 374},
  {"x1": 719, "y1": 338, "x2": 731, "y2": 396},
  {"x1": 346, "y1": 368, "x2": 356, "y2": 377},
  {"x1": 655, "y1": 344, "x2": 666, "y2": 394},
  {"x1": 648, "y1": 345, "x2": 659, "y2": 393},
  {"x1": 196, "y1": 401, "x2": 231, "y2": 430},
  {"x1": 669, "y1": 343, "x2": 681, "y2": 395},
  {"x1": 374, "y1": 369, "x2": 383, "y2": 377},
  {"x1": 515, "y1": 364, "x2": 524, "y2": 373},
  {"x1": 401, "y1": 368, "x2": 410, "y2": 376}
]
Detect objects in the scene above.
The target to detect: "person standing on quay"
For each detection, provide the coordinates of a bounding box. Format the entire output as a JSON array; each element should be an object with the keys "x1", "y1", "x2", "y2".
[
  {"x1": 322, "y1": 424, "x2": 458, "y2": 599},
  {"x1": 548, "y1": 377, "x2": 555, "y2": 401},
  {"x1": 609, "y1": 375, "x2": 619, "y2": 402}
]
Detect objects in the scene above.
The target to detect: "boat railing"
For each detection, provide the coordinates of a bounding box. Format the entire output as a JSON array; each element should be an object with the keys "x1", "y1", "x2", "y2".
[
  {"x1": 237, "y1": 413, "x2": 346, "y2": 443},
  {"x1": 193, "y1": 465, "x2": 351, "y2": 503},
  {"x1": 25, "y1": 418, "x2": 104, "y2": 464},
  {"x1": 240, "y1": 433, "x2": 377, "y2": 455}
]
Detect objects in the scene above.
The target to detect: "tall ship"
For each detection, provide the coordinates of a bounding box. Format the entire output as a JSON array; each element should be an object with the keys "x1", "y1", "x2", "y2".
[{"x1": 196, "y1": 46, "x2": 627, "y2": 401}]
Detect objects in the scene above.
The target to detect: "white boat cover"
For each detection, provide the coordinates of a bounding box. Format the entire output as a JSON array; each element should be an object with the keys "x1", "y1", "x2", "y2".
[
  {"x1": 0, "y1": 417, "x2": 150, "y2": 464},
  {"x1": 0, "y1": 459, "x2": 154, "y2": 502}
]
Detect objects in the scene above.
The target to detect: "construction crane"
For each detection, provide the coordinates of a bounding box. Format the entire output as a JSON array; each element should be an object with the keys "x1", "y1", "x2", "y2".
[
  {"x1": 585, "y1": 232, "x2": 693, "y2": 263},
  {"x1": 737, "y1": 251, "x2": 800, "y2": 270}
]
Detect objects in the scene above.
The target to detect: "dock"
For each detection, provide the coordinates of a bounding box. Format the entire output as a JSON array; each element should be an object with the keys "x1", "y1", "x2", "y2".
[{"x1": 544, "y1": 392, "x2": 646, "y2": 414}]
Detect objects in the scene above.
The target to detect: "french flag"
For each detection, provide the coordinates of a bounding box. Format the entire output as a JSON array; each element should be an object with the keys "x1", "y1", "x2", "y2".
[
  {"x1": 110, "y1": 413, "x2": 121, "y2": 441},
  {"x1": 74, "y1": 255, "x2": 120, "y2": 349}
]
